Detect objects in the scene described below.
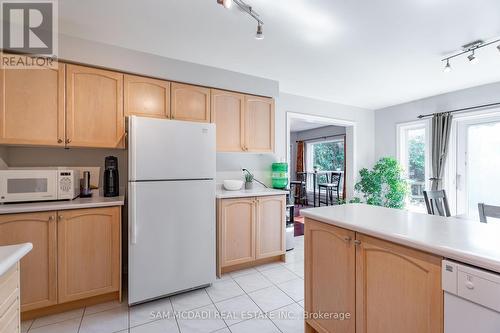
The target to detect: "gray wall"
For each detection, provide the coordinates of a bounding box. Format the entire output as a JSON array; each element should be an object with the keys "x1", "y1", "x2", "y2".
[
  {"x1": 375, "y1": 81, "x2": 500, "y2": 159},
  {"x1": 289, "y1": 125, "x2": 346, "y2": 178}
]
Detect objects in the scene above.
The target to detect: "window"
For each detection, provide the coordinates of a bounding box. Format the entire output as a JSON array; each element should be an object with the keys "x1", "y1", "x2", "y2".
[
  {"x1": 397, "y1": 121, "x2": 430, "y2": 212},
  {"x1": 306, "y1": 139, "x2": 345, "y2": 190}
]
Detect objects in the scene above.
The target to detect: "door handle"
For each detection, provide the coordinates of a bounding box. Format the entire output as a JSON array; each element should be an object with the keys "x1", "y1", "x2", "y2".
[{"x1": 354, "y1": 240, "x2": 361, "y2": 246}]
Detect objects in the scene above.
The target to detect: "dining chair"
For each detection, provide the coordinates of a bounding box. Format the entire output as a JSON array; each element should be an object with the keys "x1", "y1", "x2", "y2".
[
  {"x1": 478, "y1": 203, "x2": 500, "y2": 223},
  {"x1": 318, "y1": 172, "x2": 342, "y2": 206},
  {"x1": 290, "y1": 172, "x2": 308, "y2": 206},
  {"x1": 423, "y1": 190, "x2": 451, "y2": 217}
]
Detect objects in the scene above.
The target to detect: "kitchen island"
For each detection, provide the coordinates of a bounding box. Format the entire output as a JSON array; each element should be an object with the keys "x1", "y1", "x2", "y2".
[{"x1": 301, "y1": 204, "x2": 500, "y2": 333}]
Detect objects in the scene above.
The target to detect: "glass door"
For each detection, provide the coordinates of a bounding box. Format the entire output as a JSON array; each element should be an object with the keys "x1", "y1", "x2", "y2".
[{"x1": 456, "y1": 115, "x2": 500, "y2": 220}]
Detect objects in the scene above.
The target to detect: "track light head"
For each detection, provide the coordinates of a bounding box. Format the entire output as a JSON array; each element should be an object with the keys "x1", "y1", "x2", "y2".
[
  {"x1": 467, "y1": 51, "x2": 479, "y2": 64},
  {"x1": 217, "y1": 0, "x2": 232, "y2": 9},
  {"x1": 444, "y1": 59, "x2": 452, "y2": 73},
  {"x1": 255, "y1": 23, "x2": 264, "y2": 40}
]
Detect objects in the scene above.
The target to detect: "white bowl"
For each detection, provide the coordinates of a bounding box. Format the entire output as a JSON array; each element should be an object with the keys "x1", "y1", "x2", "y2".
[{"x1": 223, "y1": 180, "x2": 244, "y2": 191}]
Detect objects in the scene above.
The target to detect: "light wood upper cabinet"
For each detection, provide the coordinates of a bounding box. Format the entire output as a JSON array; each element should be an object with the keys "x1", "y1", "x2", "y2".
[
  {"x1": 66, "y1": 64, "x2": 125, "y2": 148},
  {"x1": 305, "y1": 219, "x2": 355, "y2": 333},
  {"x1": 218, "y1": 198, "x2": 256, "y2": 267},
  {"x1": 245, "y1": 96, "x2": 274, "y2": 153},
  {"x1": 124, "y1": 74, "x2": 170, "y2": 119},
  {"x1": 256, "y1": 196, "x2": 286, "y2": 259},
  {"x1": 171, "y1": 83, "x2": 211, "y2": 123},
  {"x1": 57, "y1": 207, "x2": 121, "y2": 303},
  {"x1": 0, "y1": 212, "x2": 57, "y2": 312},
  {"x1": 0, "y1": 61, "x2": 65, "y2": 146},
  {"x1": 211, "y1": 89, "x2": 245, "y2": 152},
  {"x1": 355, "y1": 234, "x2": 442, "y2": 333}
]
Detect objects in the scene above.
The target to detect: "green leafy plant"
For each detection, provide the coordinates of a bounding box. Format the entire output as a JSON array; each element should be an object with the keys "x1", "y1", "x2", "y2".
[
  {"x1": 352, "y1": 157, "x2": 408, "y2": 209},
  {"x1": 244, "y1": 172, "x2": 254, "y2": 183}
]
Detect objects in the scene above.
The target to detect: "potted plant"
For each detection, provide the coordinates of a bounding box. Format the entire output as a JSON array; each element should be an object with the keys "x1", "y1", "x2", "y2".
[
  {"x1": 351, "y1": 157, "x2": 408, "y2": 209},
  {"x1": 244, "y1": 172, "x2": 254, "y2": 190}
]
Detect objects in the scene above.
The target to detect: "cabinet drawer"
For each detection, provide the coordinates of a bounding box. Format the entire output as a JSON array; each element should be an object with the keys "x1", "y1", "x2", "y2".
[
  {"x1": 0, "y1": 295, "x2": 19, "y2": 333},
  {"x1": 0, "y1": 265, "x2": 19, "y2": 318}
]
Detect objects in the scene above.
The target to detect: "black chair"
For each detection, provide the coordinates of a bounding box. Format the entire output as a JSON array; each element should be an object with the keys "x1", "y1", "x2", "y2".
[
  {"x1": 423, "y1": 190, "x2": 451, "y2": 217},
  {"x1": 290, "y1": 172, "x2": 308, "y2": 206},
  {"x1": 478, "y1": 203, "x2": 500, "y2": 223},
  {"x1": 318, "y1": 172, "x2": 341, "y2": 206}
]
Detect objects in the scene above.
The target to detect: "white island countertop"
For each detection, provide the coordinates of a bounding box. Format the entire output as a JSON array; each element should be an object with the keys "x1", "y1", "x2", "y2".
[
  {"x1": 216, "y1": 187, "x2": 288, "y2": 199},
  {"x1": 302, "y1": 203, "x2": 500, "y2": 273},
  {"x1": 0, "y1": 243, "x2": 32, "y2": 276},
  {"x1": 0, "y1": 196, "x2": 125, "y2": 215}
]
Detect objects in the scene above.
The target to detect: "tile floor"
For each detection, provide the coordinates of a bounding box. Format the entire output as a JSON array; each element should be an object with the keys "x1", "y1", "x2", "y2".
[{"x1": 21, "y1": 236, "x2": 305, "y2": 333}]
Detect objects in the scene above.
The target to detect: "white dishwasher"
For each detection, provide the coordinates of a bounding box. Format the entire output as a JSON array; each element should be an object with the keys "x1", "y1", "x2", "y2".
[{"x1": 442, "y1": 260, "x2": 500, "y2": 332}]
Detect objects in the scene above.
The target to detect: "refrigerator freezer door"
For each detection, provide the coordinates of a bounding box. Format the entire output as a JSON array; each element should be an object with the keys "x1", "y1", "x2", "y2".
[
  {"x1": 129, "y1": 116, "x2": 216, "y2": 181},
  {"x1": 128, "y1": 180, "x2": 216, "y2": 305}
]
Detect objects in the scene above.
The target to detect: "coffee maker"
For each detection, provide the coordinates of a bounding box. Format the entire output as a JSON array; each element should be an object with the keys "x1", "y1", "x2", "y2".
[{"x1": 104, "y1": 156, "x2": 119, "y2": 197}]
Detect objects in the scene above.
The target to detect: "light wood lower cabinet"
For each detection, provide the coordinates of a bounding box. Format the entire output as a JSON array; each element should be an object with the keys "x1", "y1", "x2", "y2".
[
  {"x1": 0, "y1": 264, "x2": 20, "y2": 333},
  {"x1": 0, "y1": 212, "x2": 57, "y2": 312},
  {"x1": 217, "y1": 195, "x2": 285, "y2": 275},
  {"x1": 355, "y1": 234, "x2": 442, "y2": 333},
  {"x1": 305, "y1": 219, "x2": 355, "y2": 333},
  {"x1": 304, "y1": 218, "x2": 443, "y2": 333},
  {"x1": 0, "y1": 207, "x2": 121, "y2": 314},
  {"x1": 256, "y1": 196, "x2": 286, "y2": 259},
  {"x1": 57, "y1": 207, "x2": 121, "y2": 303}
]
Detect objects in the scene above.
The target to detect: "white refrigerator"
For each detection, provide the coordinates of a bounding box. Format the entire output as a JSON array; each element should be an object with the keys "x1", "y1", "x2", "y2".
[{"x1": 128, "y1": 116, "x2": 216, "y2": 305}]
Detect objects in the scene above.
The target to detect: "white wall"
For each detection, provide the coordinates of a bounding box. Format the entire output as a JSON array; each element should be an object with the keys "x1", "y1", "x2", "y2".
[
  {"x1": 375, "y1": 81, "x2": 500, "y2": 159},
  {"x1": 277, "y1": 93, "x2": 375, "y2": 196}
]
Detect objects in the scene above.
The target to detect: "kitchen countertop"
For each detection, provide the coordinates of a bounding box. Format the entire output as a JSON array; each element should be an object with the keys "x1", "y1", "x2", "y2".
[
  {"x1": 216, "y1": 187, "x2": 288, "y2": 199},
  {"x1": 302, "y1": 203, "x2": 500, "y2": 273},
  {"x1": 0, "y1": 243, "x2": 32, "y2": 276},
  {"x1": 0, "y1": 196, "x2": 125, "y2": 215}
]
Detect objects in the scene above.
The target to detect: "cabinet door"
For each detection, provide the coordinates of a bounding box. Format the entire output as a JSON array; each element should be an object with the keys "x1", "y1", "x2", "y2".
[
  {"x1": 0, "y1": 59, "x2": 65, "y2": 146},
  {"x1": 211, "y1": 89, "x2": 245, "y2": 152},
  {"x1": 355, "y1": 234, "x2": 442, "y2": 333},
  {"x1": 244, "y1": 96, "x2": 274, "y2": 153},
  {"x1": 171, "y1": 83, "x2": 211, "y2": 123},
  {"x1": 66, "y1": 64, "x2": 125, "y2": 148},
  {"x1": 304, "y1": 218, "x2": 355, "y2": 333},
  {"x1": 256, "y1": 195, "x2": 286, "y2": 259},
  {"x1": 219, "y1": 198, "x2": 256, "y2": 267},
  {"x1": 57, "y1": 207, "x2": 121, "y2": 303},
  {"x1": 0, "y1": 212, "x2": 57, "y2": 312},
  {"x1": 124, "y1": 74, "x2": 170, "y2": 119}
]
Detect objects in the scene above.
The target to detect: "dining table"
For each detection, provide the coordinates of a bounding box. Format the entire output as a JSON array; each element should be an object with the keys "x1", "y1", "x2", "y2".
[{"x1": 305, "y1": 170, "x2": 344, "y2": 207}]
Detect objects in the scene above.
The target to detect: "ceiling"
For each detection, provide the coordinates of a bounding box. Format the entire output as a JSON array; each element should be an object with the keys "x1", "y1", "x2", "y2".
[
  {"x1": 59, "y1": 0, "x2": 500, "y2": 109},
  {"x1": 290, "y1": 119, "x2": 332, "y2": 132}
]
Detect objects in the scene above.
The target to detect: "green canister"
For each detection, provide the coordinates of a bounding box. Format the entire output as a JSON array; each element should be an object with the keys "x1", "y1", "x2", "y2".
[{"x1": 272, "y1": 162, "x2": 288, "y2": 189}]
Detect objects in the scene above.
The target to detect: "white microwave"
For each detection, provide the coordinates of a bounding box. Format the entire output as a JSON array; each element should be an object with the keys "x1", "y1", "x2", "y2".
[{"x1": 0, "y1": 168, "x2": 80, "y2": 203}]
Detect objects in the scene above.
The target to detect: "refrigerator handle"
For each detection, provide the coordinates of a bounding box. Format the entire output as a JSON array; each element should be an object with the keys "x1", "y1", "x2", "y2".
[{"x1": 129, "y1": 182, "x2": 138, "y2": 245}]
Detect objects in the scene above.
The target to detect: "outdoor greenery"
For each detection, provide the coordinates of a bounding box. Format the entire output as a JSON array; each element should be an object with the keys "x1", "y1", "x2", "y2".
[
  {"x1": 352, "y1": 157, "x2": 409, "y2": 209},
  {"x1": 408, "y1": 135, "x2": 425, "y2": 182},
  {"x1": 312, "y1": 141, "x2": 345, "y2": 171}
]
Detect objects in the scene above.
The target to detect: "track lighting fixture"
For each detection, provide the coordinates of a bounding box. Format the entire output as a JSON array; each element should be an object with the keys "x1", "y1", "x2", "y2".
[
  {"x1": 443, "y1": 59, "x2": 452, "y2": 73},
  {"x1": 467, "y1": 50, "x2": 478, "y2": 64},
  {"x1": 255, "y1": 22, "x2": 264, "y2": 40},
  {"x1": 216, "y1": 0, "x2": 264, "y2": 40},
  {"x1": 441, "y1": 37, "x2": 500, "y2": 72}
]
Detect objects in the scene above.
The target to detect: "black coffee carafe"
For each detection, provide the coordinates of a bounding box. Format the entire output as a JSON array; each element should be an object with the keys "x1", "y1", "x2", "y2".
[{"x1": 104, "y1": 156, "x2": 119, "y2": 197}]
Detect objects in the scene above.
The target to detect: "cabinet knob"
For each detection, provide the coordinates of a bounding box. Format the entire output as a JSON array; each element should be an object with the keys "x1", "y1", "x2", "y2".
[
  {"x1": 65, "y1": 138, "x2": 72, "y2": 144},
  {"x1": 343, "y1": 236, "x2": 352, "y2": 243},
  {"x1": 353, "y1": 240, "x2": 361, "y2": 246},
  {"x1": 58, "y1": 215, "x2": 63, "y2": 220},
  {"x1": 57, "y1": 138, "x2": 63, "y2": 143},
  {"x1": 48, "y1": 215, "x2": 55, "y2": 221}
]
